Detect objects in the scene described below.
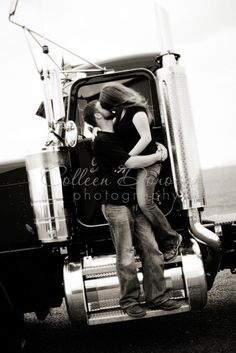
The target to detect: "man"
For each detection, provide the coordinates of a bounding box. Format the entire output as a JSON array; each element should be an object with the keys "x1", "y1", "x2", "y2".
[{"x1": 83, "y1": 100, "x2": 181, "y2": 318}]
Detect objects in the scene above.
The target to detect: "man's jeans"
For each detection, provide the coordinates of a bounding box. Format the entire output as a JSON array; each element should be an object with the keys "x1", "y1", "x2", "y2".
[
  {"x1": 136, "y1": 163, "x2": 178, "y2": 250},
  {"x1": 102, "y1": 203, "x2": 168, "y2": 310}
]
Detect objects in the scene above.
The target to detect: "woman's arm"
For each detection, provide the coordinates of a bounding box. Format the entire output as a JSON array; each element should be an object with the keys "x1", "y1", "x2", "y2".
[
  {"x1": 128, "y1": 111, "x2": 152, "y2": 156},
  {"x1": 125, "y1": 150, "x2": 164, "y2": 169}
]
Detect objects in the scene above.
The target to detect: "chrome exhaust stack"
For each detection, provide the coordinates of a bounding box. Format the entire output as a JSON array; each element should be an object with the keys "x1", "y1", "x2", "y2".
[
  {"x1": 155, "y1": 53, "x2": 221, "y2": 288},
  {"x1": 155, "y1": 53, "x2": 205, "y2": 209},
  {"x1": 188, "y1": 209, "x2": 222, "y2": 289}
]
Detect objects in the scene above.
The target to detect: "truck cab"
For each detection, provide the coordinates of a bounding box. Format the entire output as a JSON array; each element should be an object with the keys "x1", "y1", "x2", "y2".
[
  {"x1": 1, "y1": 3, "x2": 236, "y2": 348},
  {"x1": 1, "y1": 51, "x2": 235, "y2": 330}
]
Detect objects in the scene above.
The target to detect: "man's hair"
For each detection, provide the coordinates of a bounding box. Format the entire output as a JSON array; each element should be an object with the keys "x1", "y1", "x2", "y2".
[{"x1": 83, "y1": 100, "x2": 98, "y2": 127}]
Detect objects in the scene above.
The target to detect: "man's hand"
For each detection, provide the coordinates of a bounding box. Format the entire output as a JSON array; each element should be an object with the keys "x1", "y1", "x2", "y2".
[{"x1": 156, "y1": 143, "x2": 168, "y2": 161}]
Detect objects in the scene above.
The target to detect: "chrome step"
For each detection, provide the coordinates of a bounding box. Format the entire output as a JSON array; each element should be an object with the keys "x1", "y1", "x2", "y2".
[
  {"x1": 82, "y1": 255, "x2": 182, "y2": 278},
  {"x1": 88, "y1": 299, "x2": 190, "y2": 325},
  {"x1": 88, "y1": 289, "x2": 185, "y2": 312},
  {"x1": 64, "y1": 241, "x2": 207, "y2": 326},
  {"x1": 82, "y1": 255, "x2": 141, "y2": 277}
]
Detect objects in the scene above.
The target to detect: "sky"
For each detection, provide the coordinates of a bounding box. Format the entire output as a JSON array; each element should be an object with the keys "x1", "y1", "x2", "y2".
[{"x1": 0, "y1": 0, "x2": 236, "y2": 168}]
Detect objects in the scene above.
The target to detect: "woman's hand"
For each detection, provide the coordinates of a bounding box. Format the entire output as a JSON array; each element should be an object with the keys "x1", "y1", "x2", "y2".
[
  {"x1": 91, "y1": 127, "x2": 101, "y2": 141},
  {"x1": 156, "y1": 142, "x2": 168, "y2": 161}
]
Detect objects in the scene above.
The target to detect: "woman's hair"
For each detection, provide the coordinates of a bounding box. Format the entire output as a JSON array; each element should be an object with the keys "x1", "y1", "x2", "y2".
[{"x1": 99, "y1": 83, "x2": 153, "y2": 123}]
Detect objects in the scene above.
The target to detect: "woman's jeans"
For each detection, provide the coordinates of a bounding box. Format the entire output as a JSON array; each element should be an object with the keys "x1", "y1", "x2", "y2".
[
  {"x1": 136, "y1": 163, "x2": 178, "y2": 250},
  {"x1": 102, "y1": 203, "x2": 168, "y2": 310}
]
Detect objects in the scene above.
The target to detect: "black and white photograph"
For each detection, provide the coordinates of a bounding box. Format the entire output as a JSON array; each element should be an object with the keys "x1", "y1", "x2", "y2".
[{"x1": 0, "y1": 0, "x2": 235, "y2": 352}]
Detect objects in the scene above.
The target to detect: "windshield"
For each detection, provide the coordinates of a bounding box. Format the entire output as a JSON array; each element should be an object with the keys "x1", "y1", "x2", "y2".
[{"x1": 72, "y1": 72, "x2": 160, "y2": 138}]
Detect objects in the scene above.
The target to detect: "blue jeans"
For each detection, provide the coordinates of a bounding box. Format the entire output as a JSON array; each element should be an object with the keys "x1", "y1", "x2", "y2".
[
  {"x1": 136, "y1": 163, "x2": 178, "y2": 250},
  {"x1": 102, "y1": 203, "x2": 169, "y2": 309}
]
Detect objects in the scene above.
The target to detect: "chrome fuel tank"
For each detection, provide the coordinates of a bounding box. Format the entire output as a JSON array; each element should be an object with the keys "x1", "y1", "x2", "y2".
[
  {"x1": 64, "y1": 239, "x2": 207, "y2": 326},
  {"x1": 25, "y1": 146, "x2": 76, "y2": 243}
]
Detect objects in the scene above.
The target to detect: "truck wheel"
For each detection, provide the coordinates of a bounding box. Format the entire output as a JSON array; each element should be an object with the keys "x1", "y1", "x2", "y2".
[{"x1": 0, "y1": 282, "x2": 25, "y2": 352}]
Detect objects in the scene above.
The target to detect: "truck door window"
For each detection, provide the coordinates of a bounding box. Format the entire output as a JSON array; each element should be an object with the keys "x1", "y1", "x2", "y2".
[{"x1": 71, "y1": 72, "x2": 160, "y2": 137}]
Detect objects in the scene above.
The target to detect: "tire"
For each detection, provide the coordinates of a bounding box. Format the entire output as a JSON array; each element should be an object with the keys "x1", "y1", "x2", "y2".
[{"x1": 0, "y1": 282, "x2": 25, "y2": 353}]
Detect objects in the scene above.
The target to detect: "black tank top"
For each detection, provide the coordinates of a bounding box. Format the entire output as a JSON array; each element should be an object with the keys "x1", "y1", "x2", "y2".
[{"x1": 114, "y1": 106, "x2": 157, "y2": 155}]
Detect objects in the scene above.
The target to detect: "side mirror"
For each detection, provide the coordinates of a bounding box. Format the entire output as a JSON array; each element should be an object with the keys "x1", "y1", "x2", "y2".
[{"x1": 65, "y1": 121, "x2": 78, "y2": 147}]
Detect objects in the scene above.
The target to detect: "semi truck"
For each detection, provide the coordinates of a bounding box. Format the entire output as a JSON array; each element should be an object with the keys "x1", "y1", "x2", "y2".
[{"x1": 1, "y1": 1, "x2": 235, "y2": 351}]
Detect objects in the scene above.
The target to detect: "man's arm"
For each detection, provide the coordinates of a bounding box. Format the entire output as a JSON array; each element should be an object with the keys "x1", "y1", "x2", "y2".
[{"x1": 94, "y1": 137, "x2": 167, "y2": 170}]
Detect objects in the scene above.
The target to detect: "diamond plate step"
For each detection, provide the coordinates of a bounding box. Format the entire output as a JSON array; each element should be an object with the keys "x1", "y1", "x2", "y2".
[
  {"x1": 82, "y1": 255, "x2": 182, "y2": 278},
  {"x1": 88, "y1": 289, "x2": 185, "y2": 312},
  {"x1": 82, "y1": 255, "x2": 140, "y2": 277},
  {"x1": 88, "y1": 299, "x2": 190, "y2": 325}
]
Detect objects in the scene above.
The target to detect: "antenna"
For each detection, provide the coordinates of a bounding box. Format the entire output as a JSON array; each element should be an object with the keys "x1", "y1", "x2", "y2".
[
  {"x1": 8, "y1": 0, "x2": 105, "y2": 70},
  {"x1": 8, "y1": 0, "x2": 19, "y2": 18}
]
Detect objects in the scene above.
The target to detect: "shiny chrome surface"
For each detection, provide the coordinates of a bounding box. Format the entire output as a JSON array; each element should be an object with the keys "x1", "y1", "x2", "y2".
[
  {"x1": 88, "y1": 300, "x2": 189, "y2": 325},
  {"x1": 182, "y1": 254, "x2": 207, "y2": 310},
  {"x1": 64, "y1": 253, "x2": 192, "y2": 325},
  {"x1": 25, "y1": 147, "x2": 75, "y2": 243},
  {"x1": 188, "y1": 208, "x2": 222, "y2": 289},
  {"x1": 63, "y1": 259, "x2": 87, "y2": 325},
  {"x1": 85, "y1": 267, "x2": 185, "y2": 313},
  {"x1": 64, "y1": 238, "x2": 209, "y2": 326},
  {"x1": 181, "y1": 239, "x2": 208, "y2": 310},
  {"x1": 156, "y1": 54, "x2": 205, "y2": 209},
  {"x1": 65, "y1": 120, "x2": 78, "y2": 147},
  {"x1": 188, "y1": 209, "x2": 221, "y2": 250}
]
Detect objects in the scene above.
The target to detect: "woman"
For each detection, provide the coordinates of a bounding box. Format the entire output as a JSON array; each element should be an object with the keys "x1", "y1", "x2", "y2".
[{"x1": 98, "y1": 83, "x2": 182, "y2": 261}]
